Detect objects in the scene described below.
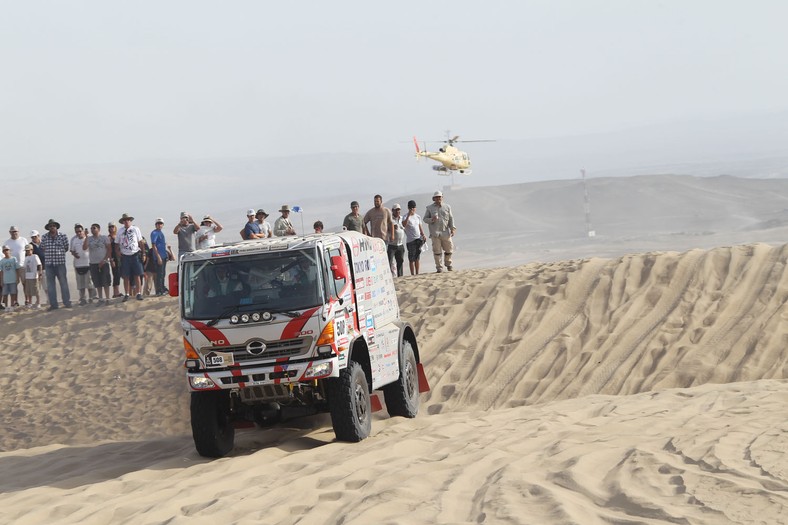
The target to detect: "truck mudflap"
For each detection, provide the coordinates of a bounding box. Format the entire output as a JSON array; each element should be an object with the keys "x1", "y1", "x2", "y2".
[{"x1": 417, "y1": 362, "x2": 430, "y2": 393}]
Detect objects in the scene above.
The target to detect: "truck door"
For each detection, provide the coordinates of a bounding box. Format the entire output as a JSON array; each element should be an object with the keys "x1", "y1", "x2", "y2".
[{"x1": 324, "y1": 245, "x2": 356, "y2": 352}]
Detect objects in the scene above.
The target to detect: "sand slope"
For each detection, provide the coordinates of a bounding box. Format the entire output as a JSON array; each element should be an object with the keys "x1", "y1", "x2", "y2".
[{"x1": 1, "y1": 243, "x2": 787, "y2": 523}]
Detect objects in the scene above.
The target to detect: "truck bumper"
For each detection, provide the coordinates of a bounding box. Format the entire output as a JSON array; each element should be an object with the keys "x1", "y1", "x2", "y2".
[{"x1": 187, "y1": 357, "x2": 339, "y2": 391}]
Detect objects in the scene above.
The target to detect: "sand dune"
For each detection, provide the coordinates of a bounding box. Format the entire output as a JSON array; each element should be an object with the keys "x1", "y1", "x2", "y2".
[{"x1": 1, "y1": 242, "x2": 787, "y2": 523}]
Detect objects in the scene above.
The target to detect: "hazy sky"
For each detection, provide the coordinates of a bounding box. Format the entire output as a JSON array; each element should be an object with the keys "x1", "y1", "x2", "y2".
[{"x1": 2, "y1": 0, "x2": 787, "y2": 167}]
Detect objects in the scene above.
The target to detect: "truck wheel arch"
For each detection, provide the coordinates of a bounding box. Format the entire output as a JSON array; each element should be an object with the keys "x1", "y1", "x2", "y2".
[{"x1": 347, "y1": 336, "x2": 372, "y2": 390}]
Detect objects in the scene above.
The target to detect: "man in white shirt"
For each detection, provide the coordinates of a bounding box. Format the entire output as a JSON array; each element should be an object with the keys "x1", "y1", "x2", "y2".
[
  {"x1": 197, "y1": 215, "x2": 224, "y2": 249},
  {"x1": 70, "y1": 223, "x2": 97, "y2": 305},
  {"x1": 4, "y1": 226, "x2": 28, "y2": 292},
  {"x1": 115, "y1": 213, "x2": 145, "y2": 301}
]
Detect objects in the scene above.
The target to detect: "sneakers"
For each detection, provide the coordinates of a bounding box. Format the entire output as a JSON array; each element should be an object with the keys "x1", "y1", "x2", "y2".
[
  {"x1": 79, "y1": 299, "x2": 87, "y2": 306},
  {"x1": 136, "y1": 293, "x2": 143, "y2": 301},
  {"x1": 447, "y1": 266, "x2": 453, "y2": 272},
  {"x1": 436, "y1": 268, "x2": 443, "y2": 273},
  {"x1": 122, "y1": 294, "x2": 129, "y2": 302},
  {"x1": 48, "y1": 305, "x2": 58, "y2": 311}
]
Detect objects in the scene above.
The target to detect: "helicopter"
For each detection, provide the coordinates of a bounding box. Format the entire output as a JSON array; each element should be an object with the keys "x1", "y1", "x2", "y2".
[{"x1": 412, "y1": 132, "x2": 494, "y2": 175}]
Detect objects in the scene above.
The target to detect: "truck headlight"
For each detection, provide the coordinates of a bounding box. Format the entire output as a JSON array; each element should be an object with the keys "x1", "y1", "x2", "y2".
[
  {"x1": 304, "y1": 361, "x2": 332, "y2": 379},
  {"x1": 190, "y1": 376, "x2": 217, "y2": 389}
]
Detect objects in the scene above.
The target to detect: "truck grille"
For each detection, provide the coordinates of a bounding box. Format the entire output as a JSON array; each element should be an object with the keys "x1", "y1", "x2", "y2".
[{"x1": 200, "y1": 337, "x2": 313, "y2": 364}]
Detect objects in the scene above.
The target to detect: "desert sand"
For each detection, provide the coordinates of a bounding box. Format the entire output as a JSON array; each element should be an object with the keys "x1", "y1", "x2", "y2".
[{"x1": 1, "y1": 176, "x2": 788, "y2": 524}]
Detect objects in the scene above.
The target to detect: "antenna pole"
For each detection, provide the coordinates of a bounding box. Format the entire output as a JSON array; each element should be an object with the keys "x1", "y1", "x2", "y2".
[{"x1": 581, "y1": 169, "x2": 595, "y2": 237}]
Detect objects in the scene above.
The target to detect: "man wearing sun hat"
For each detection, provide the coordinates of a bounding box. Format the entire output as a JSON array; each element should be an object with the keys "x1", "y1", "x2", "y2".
[
  {"x1": 255, "y1": 209, "x2": 272, "y2": 238},
  {"x1": 4, "y1": 226, "x2": 28, "y2": 291},
  {"x1": 424, "y1": 190, "x2": 457, "y2": 273},
  {"x1": 116, "y1": 213, "x2": 145, "y2": 301},
  {"x1": 40, "y1": 219, "x2": 72, "y2": 309},
  {"x1": 274, "y1": 205, "x2": 296, "y2": 237},
  {"x1": 197, "y1": 214, "x2": 223, "y2": 249}
]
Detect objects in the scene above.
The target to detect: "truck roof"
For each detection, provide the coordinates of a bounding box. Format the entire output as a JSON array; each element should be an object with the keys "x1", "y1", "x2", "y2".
[{"x1": 181, "y1": 231, "x2": 369, "y2": 262}]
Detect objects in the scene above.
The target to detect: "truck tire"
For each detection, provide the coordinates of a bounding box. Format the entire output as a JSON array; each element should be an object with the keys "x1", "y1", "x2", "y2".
[
  {"x1": 191, "y1": 390, "x2": 235, "y2": 458},
  {"x1": 383, "y1": 340, "x2": 420, "y2": 418},
  {"x1": 327, "y1": 361, "x2": 372, "y2": 442}
]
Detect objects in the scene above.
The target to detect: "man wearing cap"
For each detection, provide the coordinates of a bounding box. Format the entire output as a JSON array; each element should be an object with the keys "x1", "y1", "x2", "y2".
[
  {"x1": 4, "y1": 226, "x2": 28, "y2": 292},
  {"x1": 197, "y1": 215, "x2": 223, "y2": 249},
  {"x1": 150, "y1": 218, "x2": 168, "y2": 296},
  {"x1": 387, "y1": 204, "x2": 406, "y2": 277},
  {"x1": 256, "y1": 209, "x2": 272, "y2": 238},
  {"x1": 173, "y1": 212, "x2": 199, "y2": 261},
  {"x1": 423, "y1": 191, "x2": 457, "y2": 273},
  {"x1": 22, "y1": 243, "x2": 42, "y2": 308},
  {"x1": 342, "y1": 201, "x2": 363, "y2": 233},
  {"x1": 85, "y1": 223, "x2": 112, "y2": 305},
  {"x1": 274, "y1": 205, "x2": 296, "y2": 237},
  {"x1": 243, "y1": 209, "x2": 266, "y2": 240},
  {"x1": 116, "y1": 213, "x2": 145, "y2": 301},
  {"x1": 70, "y1": 223, "x2": 97, "y2": 305},
  {"x1": 29, "y1": 230, "x2": 47, "y2": 301},
  {"x1": 40, "y1": 219, "x2": 72, "y2": 309},
  {"x1": 362, "y1": 195, "x2": 394, "y2": 241}
]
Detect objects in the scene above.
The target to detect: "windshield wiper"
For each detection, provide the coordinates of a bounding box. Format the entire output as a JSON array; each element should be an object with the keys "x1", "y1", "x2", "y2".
[{"x1": 206, "y1": 304, "x2": 243, "y2": 326}]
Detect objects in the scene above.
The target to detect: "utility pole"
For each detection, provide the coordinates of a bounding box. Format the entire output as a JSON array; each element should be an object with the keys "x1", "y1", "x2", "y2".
[{"x1": 581, "y1": 169, "x2": 595, "y2": 237}]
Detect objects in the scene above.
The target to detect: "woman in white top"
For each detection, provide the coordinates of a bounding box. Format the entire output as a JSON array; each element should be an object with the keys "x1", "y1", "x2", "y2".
[{"x1": 197, "y1": 215, "x2": 223, "y2": 249}]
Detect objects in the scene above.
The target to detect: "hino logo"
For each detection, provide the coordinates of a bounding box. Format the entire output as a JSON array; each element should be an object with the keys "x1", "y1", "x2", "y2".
[{"x1": 246, "y1": 340, "x2": 267, "y2": 356}]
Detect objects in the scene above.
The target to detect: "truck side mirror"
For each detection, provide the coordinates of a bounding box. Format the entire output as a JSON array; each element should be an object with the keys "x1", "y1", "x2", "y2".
[
  {"x1": 168, "y1": 273, "x2": 179, "y2": 296},
  {"x1": 330, "y1": 255, "x2": 348, "y2": 281}
]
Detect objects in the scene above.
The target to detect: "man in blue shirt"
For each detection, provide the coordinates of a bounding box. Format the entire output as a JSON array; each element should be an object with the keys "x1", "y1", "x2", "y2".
[
  {"x1": 150, "y1": 218, "x2": 169, "y2": 296},
  {"x1": 243, "y1": 209, "x2": 265, "y2": 239}
]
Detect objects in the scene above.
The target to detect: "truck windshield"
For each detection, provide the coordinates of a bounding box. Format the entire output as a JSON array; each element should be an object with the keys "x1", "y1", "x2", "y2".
[{"x1": 181, "y1": 249, "x2": 323, "y2": 320}]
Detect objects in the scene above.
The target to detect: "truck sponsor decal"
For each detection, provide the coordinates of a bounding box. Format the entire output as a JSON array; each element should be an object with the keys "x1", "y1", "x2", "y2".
[
  {"x1": 188, "y1": 321, "x2": 231, "y2": 347},
  {"x1": 280, "y1": 306, "x2": 321, "y2": 340}
]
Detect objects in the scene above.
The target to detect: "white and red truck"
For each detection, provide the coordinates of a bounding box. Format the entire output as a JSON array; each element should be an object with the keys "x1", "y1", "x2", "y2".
[{"x1": 169, "y1": 230, "x2": 429, "y2": 457}]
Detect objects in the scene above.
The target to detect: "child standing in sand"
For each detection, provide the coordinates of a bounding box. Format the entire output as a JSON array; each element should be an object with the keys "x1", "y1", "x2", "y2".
[
  {"x1": 23, "y1": 244, "x2": 42, "y2": 308},
  {"x1": 0, "y1": 245, "x2": 19, "y2": 311}
]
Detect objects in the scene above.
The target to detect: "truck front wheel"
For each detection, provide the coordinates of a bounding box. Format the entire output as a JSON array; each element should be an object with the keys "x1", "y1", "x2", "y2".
[
  {"x1": 328, "y1": 361, "x2": 372, "y2": 442},
  {"x1": 383, "y1": 340, "x2": 420, "y2": 418},
  {"x1": 191, "y1": 390, "x2": 235, "y2": 458}
]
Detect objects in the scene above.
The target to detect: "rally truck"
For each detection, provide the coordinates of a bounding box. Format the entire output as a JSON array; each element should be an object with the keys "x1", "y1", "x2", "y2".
[{"x1": 169, "y1": 230, "x2": 429, "y2": 457}]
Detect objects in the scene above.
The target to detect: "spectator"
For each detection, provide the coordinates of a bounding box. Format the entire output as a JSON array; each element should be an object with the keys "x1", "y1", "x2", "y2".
[
  {"x1": 5, "y1": 226, "x2": 28, "y2": 297},
  {"x1": 423, "y1": 191, "x2": 457, "y2": 273},
  {"x1": 173, "y1": 212, "x2": 198, "y2": 260},
  {"x1": 402, "y1": 199, "x2": 427, "y2": 275},
  {"x1": 256, "y1": 209, "x2": 272, "y2": 238},
  {"x1": 362, "y1": 195, "x2": 394, "y2": 241},
  {"x1": 0, "y1": 246, "x2": 19, "y2": 311},
  {"x1": 70, "y1": 223, "x2": 96, "y2": 305},
  {"x1": 150, "y1": 218, "x2": 168, "y2": 296},
  {"x1": 274, "y1": 205, "x2": 296, "y2": 236},
  {"x1": 387, "y1": 204, "x2": 405, "y2": 277},
  {"x1": 23, "y1": 244, "x2": 42, "y2": 308},
  {"x1": 40, "y1": 219, "x2": 72, "y2": 310},
  {"x1": 143, "y1": 238, "x2": 158, "y2": 296},
  {"x1": 107, "y1": 222, "x2": 122, "y2": 298},
  {"x1": 342, "y1": 201, "x2": 363, "y2": 233},
  {"x1": 243, "y1": 208, "x2": 266, "y2": 239},
  {"x1": 29, "y1": 230, "x2": 47, "y2": 302},
  {"x1": 85, "y1": 223, "x2": 112, "y2": 305},
  {"x1": 116, "y1": 213, "x2": 145, "y2": 301},
  {"x1": 197, "y1": 215, "x2": 223, "y2": 249},
  {"x1": 313, "y1": 220, "x2": 324, "y2": 234}
]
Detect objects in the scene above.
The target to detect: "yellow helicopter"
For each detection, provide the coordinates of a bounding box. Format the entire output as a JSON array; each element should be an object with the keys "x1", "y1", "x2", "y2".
[{"x1": 412, "y1": 133, "x2": 493, "y2": 175}]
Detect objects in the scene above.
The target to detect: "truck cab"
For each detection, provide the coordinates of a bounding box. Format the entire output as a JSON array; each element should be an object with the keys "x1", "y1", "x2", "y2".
[{"x1": 171, "y1": 231, "x2": 428, "y2": 457}]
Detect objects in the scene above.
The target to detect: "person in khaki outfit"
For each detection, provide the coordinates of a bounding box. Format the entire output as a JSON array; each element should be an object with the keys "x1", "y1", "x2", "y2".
[{"x1": 423, "y1": 191, "x2": 457, "y2": 273}]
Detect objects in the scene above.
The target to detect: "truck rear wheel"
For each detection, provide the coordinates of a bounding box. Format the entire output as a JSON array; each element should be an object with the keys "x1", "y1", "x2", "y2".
[
  {"x1": 191, "y1": 390, "x2": 235, "y2": 458},
  {"x1": 383, "y1": 340, "x2": 420, "y2": 418},
  {"x1": 328, "y1": 361, "x2": 372, "y2": 442}
]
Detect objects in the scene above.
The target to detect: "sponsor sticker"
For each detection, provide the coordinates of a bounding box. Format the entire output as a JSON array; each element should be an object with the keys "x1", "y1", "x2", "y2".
[{"x1": 205, "y1": 350, "x2": 234, "y2": 367}]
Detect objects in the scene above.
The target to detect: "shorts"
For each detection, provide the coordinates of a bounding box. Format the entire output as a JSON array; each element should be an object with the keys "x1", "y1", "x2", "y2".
[
  {"x1": 121, "y1": 253, "x2": 144, "y2": 278},
  {"x1": 406, "y1": 239, "x2": 423, "y2": 262},
  {"x1": 24, "y1": 278, "x2": 38, "y2": 296},
  {"x1": 75, "y1": 268, "x2": 92, "y2": 289},
  {"x1": 2, "y1": 282, "x2": 18, "y2": 295},
  {"x1": 89, "y1": 263, "x2": 111, "y2": 288}
]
